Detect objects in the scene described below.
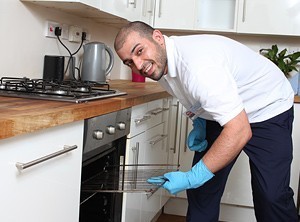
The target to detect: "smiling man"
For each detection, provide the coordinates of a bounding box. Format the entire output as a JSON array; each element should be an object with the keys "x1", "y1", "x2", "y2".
[{"x1": 114, "y1": 21, "x2": 298, "y2": 222}]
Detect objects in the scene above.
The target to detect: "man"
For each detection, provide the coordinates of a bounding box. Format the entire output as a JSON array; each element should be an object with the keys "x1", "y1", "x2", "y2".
[{"x1": 114, "y1": 21, "x2": 298, "y2": 221}]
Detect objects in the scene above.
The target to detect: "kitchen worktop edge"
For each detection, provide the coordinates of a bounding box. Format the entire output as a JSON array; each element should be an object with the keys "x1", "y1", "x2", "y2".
[{"x1": 0, "y1": 80, "x2": 170, "y2": 140}]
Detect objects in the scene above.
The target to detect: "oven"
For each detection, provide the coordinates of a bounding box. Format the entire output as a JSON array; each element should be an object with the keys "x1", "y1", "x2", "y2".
[
  {"x1": 79, "y1": 107, "x2": 178, "y2": 222},
  {"x1": 80, "y1": 108, "x2": 131, "y2": 222}
]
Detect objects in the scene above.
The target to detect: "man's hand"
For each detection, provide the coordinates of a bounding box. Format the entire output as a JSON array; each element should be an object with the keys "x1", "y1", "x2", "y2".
[
  {"x1": 187, "y1": 117, "x2": 208, "y2": 152},
  {"x1": 147, "y1": 160, "x2": 214, "y2": 195}
]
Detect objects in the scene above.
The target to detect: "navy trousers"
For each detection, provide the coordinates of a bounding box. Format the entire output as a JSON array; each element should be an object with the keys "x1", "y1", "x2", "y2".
[{"x1": 186, "y1": 107, "x2": 298, "y2": 222}]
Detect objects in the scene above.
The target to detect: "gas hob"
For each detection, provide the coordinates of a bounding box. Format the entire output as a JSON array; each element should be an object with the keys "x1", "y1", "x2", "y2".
[{"x1": 0, "y1": 77, "x2": 126, "y2": 103}]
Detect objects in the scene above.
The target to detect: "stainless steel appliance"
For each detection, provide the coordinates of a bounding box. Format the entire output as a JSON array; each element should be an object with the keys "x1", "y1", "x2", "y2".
[
  {"x1": 0, "y1": 77, "x2": 126, "y2": 103},
  {"x1": 81, "y1": 42, "x2": 114, "y2": 84},
  {"x1": 80, "y1": 108, "x2": 131, "y2": 222},
  {"x1": 80, "y1": 108, "x2": 177, "y2": 222}
]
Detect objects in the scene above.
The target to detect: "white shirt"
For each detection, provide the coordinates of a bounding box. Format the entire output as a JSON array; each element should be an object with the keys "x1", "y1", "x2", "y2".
[{"x1": 159, "y1": 35, "x2": 294, "y2": 126}]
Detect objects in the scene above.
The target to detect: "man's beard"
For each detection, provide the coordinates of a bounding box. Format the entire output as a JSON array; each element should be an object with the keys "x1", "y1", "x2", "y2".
[{"x1": 141, "y1": 41, "x2": 167, "y2": 81}]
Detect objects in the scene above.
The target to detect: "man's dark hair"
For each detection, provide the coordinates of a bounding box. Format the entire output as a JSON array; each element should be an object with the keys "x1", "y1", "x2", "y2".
[{"x1": 114, "y1": 21, "x2": 155, "y2": 51}]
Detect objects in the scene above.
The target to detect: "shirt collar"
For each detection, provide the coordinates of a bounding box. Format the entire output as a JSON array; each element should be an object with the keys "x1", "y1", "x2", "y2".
[{"x1": 164, "y1": 35, "x2": 177, "y2": 78}]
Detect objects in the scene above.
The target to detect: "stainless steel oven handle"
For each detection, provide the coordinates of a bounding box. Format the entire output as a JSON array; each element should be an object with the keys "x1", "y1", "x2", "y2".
[
  {"x1": 149, "y1": 134, "x2": 168, "y2": 145},
  {"x1": 15, "y1": 145, "x2": 77, "y2": 171}
]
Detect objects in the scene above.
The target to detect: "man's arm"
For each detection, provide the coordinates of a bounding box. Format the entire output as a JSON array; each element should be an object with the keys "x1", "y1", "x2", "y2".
[{"x1": 202, "y1": 109, "x2": 252, "y2": 173}]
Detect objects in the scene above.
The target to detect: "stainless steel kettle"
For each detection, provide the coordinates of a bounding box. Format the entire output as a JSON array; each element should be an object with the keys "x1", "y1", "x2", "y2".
[{"x1": 81, "y1": 42, "x2": 114, "y2": 83}]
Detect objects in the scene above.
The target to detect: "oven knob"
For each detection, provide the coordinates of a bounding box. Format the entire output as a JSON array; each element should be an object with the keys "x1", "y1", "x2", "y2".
[
  {"x1": 117, "y1": 122, "x2": 126, "y2": 130},
  {"x1": 93, "y1": 130, "x2": 104, "y2": 140},
  {"x1": 106, "y1": 125, "x2": 115, "y2": 135}
]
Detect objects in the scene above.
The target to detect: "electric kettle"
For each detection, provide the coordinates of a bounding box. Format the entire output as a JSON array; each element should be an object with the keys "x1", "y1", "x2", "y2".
[{"x1": 81, "y1": 42, "x2": 114, "y2": 83}]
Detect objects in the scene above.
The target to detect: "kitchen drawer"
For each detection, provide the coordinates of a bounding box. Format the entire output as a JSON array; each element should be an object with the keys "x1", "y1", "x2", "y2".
[{"x1": 129, "y1": 99, "x2": 164, "y2": 137}]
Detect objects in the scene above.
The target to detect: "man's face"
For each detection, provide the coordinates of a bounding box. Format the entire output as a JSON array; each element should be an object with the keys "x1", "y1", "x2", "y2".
[{"x1": 116, "y1": 31, "x2": 167, "y2": 81}]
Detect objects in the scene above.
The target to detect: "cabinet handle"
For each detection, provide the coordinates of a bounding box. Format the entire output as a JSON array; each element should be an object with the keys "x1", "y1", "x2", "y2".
[
  {"x1": 134, "y1": 115, "x2": 151, "y2": 125},
  {"x1": 242, "y1": 0, "x2": 247, "y2": 22},
  {"x1": 184, "y1": 117, "x2": 189, "y2": 152},
  {"x1": 15, "y1": 145, "x2": 78, "y2": 171},
  {"x1": 128, "y1": 0, "x2": 136, "y2": 8},
  {"x1": 158, "y1": 0, "x2": 162, "y2": 17},
  {"x1": 142, "y1": 0, "x2": 147, "y2": 16},
  {"x1": 131, "y1": 142, "x2": 139, "y2": 189},
  {"x1": 172, "y1": 101, "x2": 180, "y2": 154},
  {"x1": 150, "y1": 107, "x2": 164, "y2": 115},
  {"x1": 149, "y1": 134, "x2": 168, "y2": 145}
]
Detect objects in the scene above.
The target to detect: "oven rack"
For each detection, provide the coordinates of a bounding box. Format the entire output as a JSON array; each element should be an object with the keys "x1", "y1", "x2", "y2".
[{"x1": 81, "y1": 164, "x2": 179, "y2": 196}]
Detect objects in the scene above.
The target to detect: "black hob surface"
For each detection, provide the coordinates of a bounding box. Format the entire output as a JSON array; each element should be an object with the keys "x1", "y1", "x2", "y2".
[{"x1": 0, "y1": 77, "x2": 126, "y2": 103}]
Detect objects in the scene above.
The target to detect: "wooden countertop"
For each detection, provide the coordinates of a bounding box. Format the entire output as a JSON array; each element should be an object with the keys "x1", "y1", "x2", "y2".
[
  {"x1": 1, "y1": 79, "x2": 298, "y2": 140},
  {"x1": 0, "y1": 80, "x2": 170, "y2": 140}
]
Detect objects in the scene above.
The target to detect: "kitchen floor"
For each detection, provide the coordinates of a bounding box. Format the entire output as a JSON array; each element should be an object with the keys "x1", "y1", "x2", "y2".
[
  {"x1": 156, "y1": 213, "x2": 185, "y2": 222},
  {"x1": 155, "y1": 213, "x2": 226, "y2": 222}
]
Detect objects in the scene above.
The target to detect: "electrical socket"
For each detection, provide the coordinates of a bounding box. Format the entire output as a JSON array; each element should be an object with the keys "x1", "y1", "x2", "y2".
[
  {"x1": 45, "y1": 21, "x2": 60, "y2": 38},
  {"x1": 83, "y1": 29, "x2": 91, "y2": 41},
  {"x1": 61, "y1": 24, "x2": 69, "y2": 40},
  {"x1": 86, "y1": 33, "x2": 92, "y2": 41},
  {"x1": 69, "y1": 25, "x2": 83, "y2": 42}
]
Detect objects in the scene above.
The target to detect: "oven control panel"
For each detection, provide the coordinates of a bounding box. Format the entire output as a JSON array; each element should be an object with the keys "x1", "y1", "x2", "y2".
[{"x1": 83, "y1": 108, "x2": 131, "y2": 158}]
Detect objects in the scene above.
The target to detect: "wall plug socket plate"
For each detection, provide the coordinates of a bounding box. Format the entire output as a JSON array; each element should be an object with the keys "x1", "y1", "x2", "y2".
[
  {"x1": 69, "y1": 25, "x2": 82, "y2": 42},
  {"x1": 45, "y1": 21, "x2": 60, "y2": 38},
  {"x1": 61, "y1": 24, "x2": 69, "y2": 40},
  {"x1": 82, "y1": 29, "x2": 92, "y2": 42}
]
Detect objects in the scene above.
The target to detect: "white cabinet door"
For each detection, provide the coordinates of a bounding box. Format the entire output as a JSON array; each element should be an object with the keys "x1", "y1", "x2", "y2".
[
  {"x1": 291, "y1": 104, "x2": 300, "y2": 206},
  {"x1": 141, "y1": 123, "x2": 168, "y2": 221},
  {"x1": 175, "y1": 105, "x2": 194, "y2": 199},
  {"x1": 124, "y1": 122, "x2": 168, "y2": 222},
  {"x1": 237, "y1": 0, "x2": 300, "y2": 36},
  {"x1": 0, "y1": 121, "x2": 84, "y2": 222},
  {"x1": 139, "y1": 0, "x2": 156, "y2": 25},
  {"x1": 153, "y1": 0, "x2": 196, "y2": 30},
  {"x1": 194, "y1": 0, "x2": 237, "y2": 32},
  {"x1": 123, "y1": 99, "x2": 169, "y2": 222},
  {"x1": 100, "y1": 0, "x2": 143, "y2": 22}
]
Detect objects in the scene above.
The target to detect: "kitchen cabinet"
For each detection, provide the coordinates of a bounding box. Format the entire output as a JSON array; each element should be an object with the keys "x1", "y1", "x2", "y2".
[
  {"x1": 0, "y1": 120, "x2": 84, "y2": 222},
  {"x1": 171, "y1": 102, "x2": 193, "y2": 199},
  {"x1": 236, "y1": 0, "x2": 300, "y2": 36},
  {"x1": 20, "y1": 0, "x2": 300, "y2": 37},
  {"x1": 153, "y1": 0, "x2": 197, "y2": 30},
  {"x1": 162, "y1": 101, "x2": 194, "y2": 216},
  {"x1": 100, "y1": 0, "x2": 143, "y2": 22},
  {"x1": 194, "y1": 0, "x2": 238, "y2": 32},
  {"x1": 20, "y1": 0, "x2": 100, "y2": 9},
  {"x1": 122, "y1": 98, "x2": 172, "y2": 222},
  {"x1": 139, "y1": 0, "x2": 155, "y2": 26}
]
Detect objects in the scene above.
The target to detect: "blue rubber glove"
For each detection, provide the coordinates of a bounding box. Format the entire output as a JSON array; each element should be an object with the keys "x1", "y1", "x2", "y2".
[
  {"x1": 162, "y1": 159, "x2": 214, "y2": 195},
  {"x1": 187, "y1": 117, "x2": 208, "y2": 152},
  {"x1": 147, "y1": 176, "x2": 167, "y2": 186}
]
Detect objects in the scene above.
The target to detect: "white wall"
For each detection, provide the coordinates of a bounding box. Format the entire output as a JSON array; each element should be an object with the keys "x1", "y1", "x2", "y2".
[
  {"x1": 1, "y1": 0, "x2": 300, "y2": 81},
  {"x1": 0, "y1": 0, "x2": 129, "y2": 80}
]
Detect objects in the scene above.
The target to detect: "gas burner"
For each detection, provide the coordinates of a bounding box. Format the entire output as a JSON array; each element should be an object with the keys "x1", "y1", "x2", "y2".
[{"x1": 0, "y1": 77, "x2": 126, "y2": 103}]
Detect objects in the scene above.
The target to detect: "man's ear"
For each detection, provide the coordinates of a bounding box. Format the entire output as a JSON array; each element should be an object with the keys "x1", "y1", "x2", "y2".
[{"x1": 152, "y1": 30, "x2": 164, "y2": 45}]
